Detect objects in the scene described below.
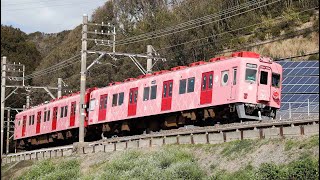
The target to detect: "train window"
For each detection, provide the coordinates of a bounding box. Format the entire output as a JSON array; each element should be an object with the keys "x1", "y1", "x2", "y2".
[
  {"x1": 163, "y1": 84, "x2": 167, "y2": 97},
  {"x1": 221, "y1": 71, "x2": 229, "y2": 86},
  {"x1": 53, "y1": 108, "x2": 57, "y2": 119},
  {"x1": 143, "y1": 87, "x2": 150, "y2": 101},
  {"x1": 104, "y1": 96, "x2": 108, "y2": 109},
  {"x1": 169, "y1": 82, "x2": 173, "y2": 97},
  {"x1": 134, "y1": 91, "x2": 138, "y2": 103},
  {"x1": 151, "y1": 85, "x2": 157, "y2": 99},
  {"x1": 202, "y1": 76, "x2": 207, "y2": 90},
  {"x1": 260, "y1": 71, "x2": 268, "y2": 85},
  {"x1": 64, "y1": 106, "x2": 68, "y2": 117},
  {"x1": 60, "y1": 107, "x2": 64, "y2": 118},
  {"x1": 44, "y1": 111, "x2": 47, "y2": 122},
  {"x1": 233, "y1": 69, "x2": 237, "y2": 85},
  {"x1": 89, "y1": 99, "x2": 96, "y2": 111},
  {"x1": 179, "y1": 79, "x2": 186, "y2": 94},
  {"x1": 209, "y1": 74, "x2": 213, "y2": 88},
  {"x1": 47, "y1": 111, "x2": 50, "y2": 121},
  {"x1": 29, "y1": 116, "x2": 32, "y2": 125},
  {"x1": 112, "y1": 94, "x2": 118, "y2": 106},
  {"x1": 129, "y1": 92, "x2": 133, "y2": 103},
  {"x1": 272, "y1": 73, "x2": 280, "y2": 88},
  {"x1": 118, "y1": 92, "x2": 124, "y2": 105},
  {"x1": 99, "y1": 97, "x2": 104, "y2": 109},
  {"x1": 245, "y1": 69, "x2": 257, "y2": 82},
  {"x1": 32, "y1": 115, "x2": 35, "y2": 125},
  {"x1": 187, "y1": 77, "x2": 195, "y2": 93}
]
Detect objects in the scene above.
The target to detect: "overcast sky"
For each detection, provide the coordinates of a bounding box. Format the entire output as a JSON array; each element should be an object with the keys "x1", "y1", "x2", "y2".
[{"x1": 1, "y1": 0, "x2": 106, "y2": 34}]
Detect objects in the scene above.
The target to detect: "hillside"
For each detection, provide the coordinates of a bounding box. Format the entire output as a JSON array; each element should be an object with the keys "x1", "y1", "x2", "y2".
[
  {"x1": 1, "y1": 0, "x2": 319, "y2": 105},
  {"x1": 1, "y1": 135, "x2": 319, "y2": 179}
]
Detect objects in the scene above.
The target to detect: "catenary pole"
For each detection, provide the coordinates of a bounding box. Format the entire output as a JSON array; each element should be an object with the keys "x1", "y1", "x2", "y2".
[
  {"x1": 147, "y1": 45, "x2": 152, "y2": 74},
  {"x1": 1, "y1": 56, "x2": 7, "y2": 156},
  {"x1": 79, "y1": 14, "x2": 88, "y2": 143},
  {"x1": 6, "y1": 108, "x2": 10, "y2": 154}
]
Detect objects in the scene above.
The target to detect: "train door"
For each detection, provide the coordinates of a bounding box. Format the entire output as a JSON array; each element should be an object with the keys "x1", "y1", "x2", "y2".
[
  {"x1": 200, "y1": 71, "x2": 213, "y2": 104},
  {"x1": 36, "y1": 111, "x2": 41, "y2": 134},
  {"x1": 161, "y1": 80, "x2": 173, "y2": 111},
  {"x1": 128, "y1": 88, "x2": 138, "y2": 116},
  {"x1": 230, "y1": 68, "x2": 237, "y2": 100},
  {"x1": 22, "y1": 116, "x2": 27, "y2": 137},
  {"x1": 70, "y1": 102, "x2": 76, "y2": 127},
  {"x1": 52, "y1": 107, "x2": 58, "y2": 130},
  {"x1": 257, "y1": 66, "x2": 271, "y2": 101},
  {"x1": 98, "y1": 94, "x2": 108, "y2": 121}
]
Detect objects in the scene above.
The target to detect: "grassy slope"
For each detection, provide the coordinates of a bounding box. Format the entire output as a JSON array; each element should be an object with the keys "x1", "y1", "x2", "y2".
[{"x1": 1, "y1": 135, "x2": 319, "y2": 180}]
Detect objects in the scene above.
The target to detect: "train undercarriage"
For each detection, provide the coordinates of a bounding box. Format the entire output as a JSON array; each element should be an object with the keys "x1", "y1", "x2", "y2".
[{"x1": 15, "y1": 103, "x2": 277, "y2": 151}]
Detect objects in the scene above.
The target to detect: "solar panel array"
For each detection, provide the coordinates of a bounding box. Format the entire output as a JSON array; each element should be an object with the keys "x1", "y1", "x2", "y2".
[{"x1": 277, "y1": 60, "x2": 319, "y2": 118}]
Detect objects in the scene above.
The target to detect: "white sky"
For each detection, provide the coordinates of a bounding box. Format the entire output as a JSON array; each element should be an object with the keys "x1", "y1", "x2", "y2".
[{"x1": 1, "y1": 0, "x2": 106, "y2": 34}]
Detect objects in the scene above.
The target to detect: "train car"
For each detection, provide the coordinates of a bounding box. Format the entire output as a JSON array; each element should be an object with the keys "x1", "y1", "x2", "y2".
[
  {"x1": 14, "y1": 88, "x2": 96, "y2": 149},
  {"x1": 13, "y1": 51, "x2": 282, "y2": 148},
  {"x1": 87, "y1": 51, "x2": 282, "y2": 137}
]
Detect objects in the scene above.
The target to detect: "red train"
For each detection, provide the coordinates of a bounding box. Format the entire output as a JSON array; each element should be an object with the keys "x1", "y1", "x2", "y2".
[{"x1": 14, "y1": 51, "x2": 282, "y2": 149}]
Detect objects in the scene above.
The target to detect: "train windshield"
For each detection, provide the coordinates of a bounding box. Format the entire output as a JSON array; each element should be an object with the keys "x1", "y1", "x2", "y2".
[
  {"x1": 89, "y1": 99, "x2": 96, "y2": 111},
  {"x1": 245, "y1": 68, "x2": 257, "y2": 82},
  {"x1": 272, "y1": 73, "x2": 281, "y2": 88}
]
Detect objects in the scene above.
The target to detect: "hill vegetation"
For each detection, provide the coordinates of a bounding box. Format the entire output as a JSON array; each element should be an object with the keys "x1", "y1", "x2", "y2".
[
  {"x1": 1, "y1": 0, "x2": 319, "y2": 105},
  {"x1": 1, "y1": 135, "x2": 319, "y2": 180}
]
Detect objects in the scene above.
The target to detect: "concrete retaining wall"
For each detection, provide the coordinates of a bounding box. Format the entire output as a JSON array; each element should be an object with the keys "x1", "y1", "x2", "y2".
[{"x1": 2, "y1": 124, "x2": 319, "y2": 166}]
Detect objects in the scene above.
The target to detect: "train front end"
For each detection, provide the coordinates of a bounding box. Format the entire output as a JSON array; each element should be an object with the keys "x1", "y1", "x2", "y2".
[{"x1": 235, "y1": 54, "x2": 282, "y2": 120}]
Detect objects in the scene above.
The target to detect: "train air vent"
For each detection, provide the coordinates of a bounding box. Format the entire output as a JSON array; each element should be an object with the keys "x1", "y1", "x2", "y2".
[
  {"x1": 152, "y1": 70, "x2": 169, "y2": 75},
  {"x1": 189, "y1": 61, "x2": 206, "y2": 67},
  {"x1": 108, "y1": 82, "x2": 121, "y2": 86},
  {"x1": 171, "y1": 66, "x2": 187, "y2": 71},
  {"x1": 124, "y1": 78, "x2": 136, "y2": 82},
  {"x1": 209, "y1": 56, "x2": 226, "y2": 62},
  {"x1": 231, "y1": 51, "x2": 260, "y2": 58},
  {"x1": 137, "y1": 74, "x2": 152, "y2": 79}
]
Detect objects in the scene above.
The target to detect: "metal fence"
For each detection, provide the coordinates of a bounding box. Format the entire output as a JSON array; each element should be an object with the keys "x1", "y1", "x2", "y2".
[{"x1": 277, "y1": 100, "x2": 319, "y2": 120}]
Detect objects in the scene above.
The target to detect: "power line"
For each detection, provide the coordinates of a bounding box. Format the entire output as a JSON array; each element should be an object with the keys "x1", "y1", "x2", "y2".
[
  {"x1": 115, "y1": 0, "x2": 281, "y2": 46},
  {"x1": 115, "y1": 0, "x2": 266, "y2": 43},
  {"x1": 156, "y1": 7, "x2": 318, "y2": 51}
]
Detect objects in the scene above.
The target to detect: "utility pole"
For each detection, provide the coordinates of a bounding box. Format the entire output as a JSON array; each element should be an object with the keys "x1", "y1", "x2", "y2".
[
  {"x1": 1, "y1": 56, "x2": 6, "y2": 156},
  {"x1": 147, "y1": 45, "x2": 153, "y2": 74},
  {"x1": 6, "y1": 108, "x2": 10, "y2": 154},
  {"x1": 79, "y1": 14, "x2": 88, "y2": 143},
  {"x1": 58, "y1": 78, "x2": 62, "y2": 98},
  {"x1": 26, "y1": 94, "x2": 30, "y2": 108}
]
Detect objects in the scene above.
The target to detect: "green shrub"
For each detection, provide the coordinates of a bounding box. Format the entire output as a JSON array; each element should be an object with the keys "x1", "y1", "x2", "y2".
[
  {"x1": 287, "y1": 156, "x2": 319, "y2": 180},
  {"x1": 256, "y1": 163, "x2": 287, "y2": 180},
  {"x1": 18, "y1": 159, "x2": 80, "y2": 180}
]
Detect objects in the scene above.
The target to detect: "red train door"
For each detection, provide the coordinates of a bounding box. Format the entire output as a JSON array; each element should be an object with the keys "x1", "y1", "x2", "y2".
[
  {"x1": 70, "y1": 102, "x2": 76, "y2": 127},
  {"x1": 98, "y1": 94, "x2": 108, "y2": 121},
  {"x1": 22, "y1": 116, "x2": 27, "y2": 137},
  {"x1": 52, "y1": 107, "x2": 58, "y2": 130},
  {"x1": 128, "y1": 88, "x2": 138, "y2": 116},
  {"x1": 200, "y1": 71, "x2": 213, "y2": 104},
  {"x1": 257, "y1": 66, "x2": 271, "y2": 101},
  {"x1": 36, "y1": 111, "x2": 41, "y2": 134},
  {"x1": 161, "y1": 80, "x2": 173, "y2": 111}
]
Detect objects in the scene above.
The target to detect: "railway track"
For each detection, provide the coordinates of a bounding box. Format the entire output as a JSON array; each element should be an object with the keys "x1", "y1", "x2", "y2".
[{"x1": 2, "y1": 116, "x2": 319, "y2": 165}]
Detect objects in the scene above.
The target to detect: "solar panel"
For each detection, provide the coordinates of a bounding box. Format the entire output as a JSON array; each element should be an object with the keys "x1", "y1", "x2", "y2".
[{"x1": 278, "y1": 60, "x2": 319, "y2": 113}]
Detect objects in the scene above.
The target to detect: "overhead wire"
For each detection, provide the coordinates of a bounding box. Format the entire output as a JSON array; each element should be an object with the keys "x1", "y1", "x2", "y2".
[
  {"x1": 156, "y1": 7, "x2": 319, "y2": 51},
  {"x1": 115, "y1": 0, "x2": 267, "y2": 43},
  {"x1": 115, "y1": 0, "x2": 281, "y2": 46}
]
